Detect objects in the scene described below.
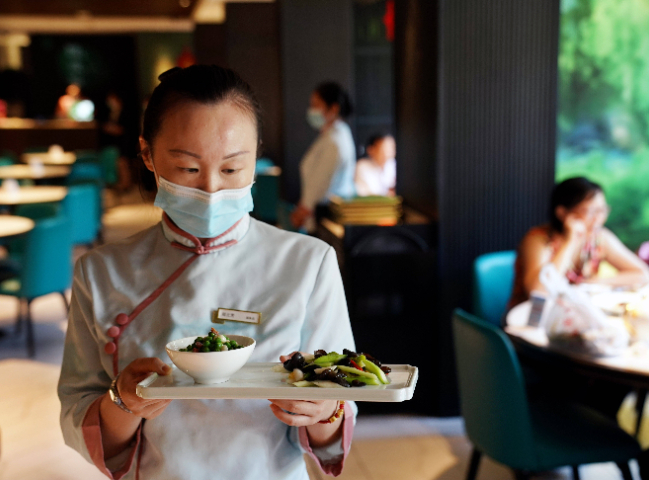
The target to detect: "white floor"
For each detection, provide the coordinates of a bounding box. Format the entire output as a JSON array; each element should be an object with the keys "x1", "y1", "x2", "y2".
[{"x1": 0, "y1": 191, "x2": 640, "y2": 480}]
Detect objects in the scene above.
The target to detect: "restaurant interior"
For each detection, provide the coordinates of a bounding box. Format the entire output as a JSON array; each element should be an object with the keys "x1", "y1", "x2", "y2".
[{"x1": 2, "y1": 0, "x2": 649, "y2": 479}]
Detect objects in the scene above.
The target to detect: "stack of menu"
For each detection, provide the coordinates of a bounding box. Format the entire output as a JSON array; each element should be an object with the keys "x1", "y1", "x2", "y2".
[{"x1": 329, "y1": 196, "x2": 402, "y2": 226}]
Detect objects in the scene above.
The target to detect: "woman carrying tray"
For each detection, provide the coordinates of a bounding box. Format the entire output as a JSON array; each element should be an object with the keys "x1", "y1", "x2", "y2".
[{"x1": 58, "y1": 65, "x2": 356, "y2": 480}]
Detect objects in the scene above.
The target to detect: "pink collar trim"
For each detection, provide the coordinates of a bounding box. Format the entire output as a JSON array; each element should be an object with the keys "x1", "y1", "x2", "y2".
[{"x1": 162, "y1": 213, "x2": 244, "y2": 255}]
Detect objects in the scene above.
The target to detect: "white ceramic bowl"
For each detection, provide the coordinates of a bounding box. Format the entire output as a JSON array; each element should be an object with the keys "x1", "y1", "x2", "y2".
[{"x1": 166, "y1": 335, "x2": 256, "y2": 384}]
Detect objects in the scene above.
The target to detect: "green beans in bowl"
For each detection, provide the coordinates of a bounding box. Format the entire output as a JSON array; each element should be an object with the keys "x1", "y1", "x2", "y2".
[{"x1": 166, "y1": 329, "x2": 255, "y2": 384}]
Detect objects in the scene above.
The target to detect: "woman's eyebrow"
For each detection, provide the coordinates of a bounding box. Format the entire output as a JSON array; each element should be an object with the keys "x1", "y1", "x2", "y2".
[
  {"x1": 223, "y1": 151, "x2": 250, "y2": 160},
  {"x1": 169, "y1": 149, "x2": 202, "y2": 159}
]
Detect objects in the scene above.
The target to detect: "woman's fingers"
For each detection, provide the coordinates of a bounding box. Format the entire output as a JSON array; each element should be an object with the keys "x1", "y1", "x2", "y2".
[
  {"x1": 116, "y1": 357, "x2": 174, "y2": 418},
  {"x1": 269, "y1": 403, "x2": 313, "y2": 427},
  {"x1": 268, "y1": 399, "x2": 338, "y2": 426}
]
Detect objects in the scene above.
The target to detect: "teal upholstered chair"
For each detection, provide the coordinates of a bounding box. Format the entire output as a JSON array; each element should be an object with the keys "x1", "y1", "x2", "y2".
[
  {"x1": 473, "y1": 250, "x2": 517, "y2": 326},
  {"x1": 0, "y1": 157, "x2": 14, "y2": 167},
  {"x1": 99, "y1": 146, "x2": 120, "y2": 185},
  {"x1": 0, "y1": 215, "x2": 72, "y2": 357},
  {"x1": 67, "y1": 162, "x2": 104, "y2": 185},
  {"x1": 61, "y1": 184, "x2": 102, "y2": 247},
  {"x1": 7, "y1": 203, "x2": 61, "y2": 259},
  {"x1": 452, "y1": 309, "x2": 639, "y2": 480}
]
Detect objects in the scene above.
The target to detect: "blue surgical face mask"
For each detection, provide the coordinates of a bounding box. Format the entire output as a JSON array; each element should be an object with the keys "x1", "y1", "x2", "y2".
[
  {"x1": 306, "y1": 107, "x2": 326, "y2": 130},
  {"x1": 153, "y1": 174, "x2": 254, "y2": 239}
]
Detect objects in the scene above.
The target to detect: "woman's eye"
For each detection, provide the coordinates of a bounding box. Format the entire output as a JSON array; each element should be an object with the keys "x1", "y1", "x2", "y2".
[
  {"x1": 222, "y1": 169, "x2": 239, "y2": 175},
  {"x1": 180, "y1": 167, "x2": 199, "y2": 173}
]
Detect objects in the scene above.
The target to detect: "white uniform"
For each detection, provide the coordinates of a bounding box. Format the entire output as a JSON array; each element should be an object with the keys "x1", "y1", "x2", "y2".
[
  {"x1": 299, "y1": 120, "x2": 357, "y2": 214},
  {"x1": 58, "y1": 214, "x2": 356, "y2": 480},
  {"x1": 354, "y1": 157, "x2": 396, "y2": 197}
]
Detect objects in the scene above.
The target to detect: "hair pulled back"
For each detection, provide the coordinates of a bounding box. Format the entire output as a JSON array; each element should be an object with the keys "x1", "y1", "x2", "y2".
[
  {"x1": 549, "y1": 177, "x2": 603, "y2": 233},
  {"x1": 365, "y1": 131, "x2": 393, "y2": 151},
  {"x1": 314, "y1": 81, "x2": 353, "y2": 119},
  {"x1": 142, "y1": 65, "x2": 262, "y2": 151}
]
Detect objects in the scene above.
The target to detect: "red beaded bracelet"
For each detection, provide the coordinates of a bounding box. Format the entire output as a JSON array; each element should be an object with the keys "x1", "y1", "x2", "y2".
[{"x1": 318, "y1": 400, "x2": 345, "y2": 424}]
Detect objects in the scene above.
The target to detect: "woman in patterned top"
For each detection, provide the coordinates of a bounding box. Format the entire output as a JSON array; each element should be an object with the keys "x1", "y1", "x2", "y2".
[{"x1": 509, "y1": 176, "x2": 649, "y2": 309}]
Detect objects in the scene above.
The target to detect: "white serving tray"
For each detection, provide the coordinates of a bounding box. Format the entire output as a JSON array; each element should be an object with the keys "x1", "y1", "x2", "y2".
[{"x1": 136, "y1": 362, "x2": 418, "y2": 402}]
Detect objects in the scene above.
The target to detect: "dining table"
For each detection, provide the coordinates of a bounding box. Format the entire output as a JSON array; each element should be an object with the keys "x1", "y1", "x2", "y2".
[
  {"x1": 0, "y1": 164, "x2": 70, "y2": 181},
  {"x1": 506, "y1": 290, "x2": 649, "y2": 438},
  {"x1": 0, "y1": 186, "x2": 67, "y2": 208},
  {"x1": 21, "y1": 151, "x2": 76, "y2": 166}
]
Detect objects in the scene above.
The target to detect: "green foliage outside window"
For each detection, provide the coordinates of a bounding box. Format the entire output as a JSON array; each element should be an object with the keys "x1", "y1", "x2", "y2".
[{"x1": 557, "y1": 0, "x2": 649, "y2": 250}]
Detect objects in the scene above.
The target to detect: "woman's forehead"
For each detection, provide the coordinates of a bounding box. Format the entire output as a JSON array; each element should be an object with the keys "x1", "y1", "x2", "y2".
[{"x1": 156, "y1": 101, "x2": 257, "y2": 152}]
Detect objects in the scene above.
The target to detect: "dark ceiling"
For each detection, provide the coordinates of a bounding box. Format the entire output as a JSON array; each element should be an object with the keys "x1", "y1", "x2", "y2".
[{"x1": 0, "y1": 0, "x2": 197, "y2": 17}]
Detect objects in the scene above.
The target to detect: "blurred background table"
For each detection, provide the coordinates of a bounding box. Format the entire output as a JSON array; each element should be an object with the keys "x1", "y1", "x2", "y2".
[
  {"x1": 0, "y1": 186, "x2": 67, "y2": 207},
  {"x1": 21, "y1": 151, "x2": 76, "y2": 166},
  {"x1": 0, "y1": 215, "x2": 34, "y2": 238},
  {"x1": 0, "y1": 165, "x2": 70, "y2": 181}
]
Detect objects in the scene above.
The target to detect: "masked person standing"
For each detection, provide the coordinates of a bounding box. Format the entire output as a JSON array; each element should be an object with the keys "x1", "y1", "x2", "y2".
[
  {"x1": 58, "y1": 66, "x2": 356, "y2": 480},
  {"x1": 290, "y1": 82, "x2": 356, "y2": 233}
]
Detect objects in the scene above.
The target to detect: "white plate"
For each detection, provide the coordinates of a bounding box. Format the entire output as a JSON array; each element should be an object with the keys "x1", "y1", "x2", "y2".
[{"x1": 136, "y1": 362, "x2": 418, "y2": 402}]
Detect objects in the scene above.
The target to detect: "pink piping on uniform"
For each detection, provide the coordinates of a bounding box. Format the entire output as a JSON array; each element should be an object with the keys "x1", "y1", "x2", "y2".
[{"x1": 298, "y1": 401, "x2": 355, "y2": 476}]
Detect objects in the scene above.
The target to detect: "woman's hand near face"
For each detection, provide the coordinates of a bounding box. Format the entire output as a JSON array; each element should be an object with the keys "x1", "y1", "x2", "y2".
[
  {"x1": 563, "y1": 213, "x2": 587, "y2": 243},
  {"x1": 99, "y1": 358, "x2": 172, "y2": 459},
  {"x1": 269, "y1": 353, "x2": 344, "y2": 448}
]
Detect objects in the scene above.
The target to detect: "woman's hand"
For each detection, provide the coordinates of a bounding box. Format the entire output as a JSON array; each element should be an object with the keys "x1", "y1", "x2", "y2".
[
  {"x1": 270, "y1": 352, "x2": 336, "y2": 426},
  {"x1": 269, "y1": 352, "x2": 344, "y2": 448},
  {"x1": 116, "y1": 357, "x2": 173, "y2": 419},
  {"x1": 268, "y1": 398, "x2": 339, "y2": 427},
  {"x1": 564, "y1": 213, "x2": 587, "y2": 243},
  {"x1": 100, "y1": 358, "x2": 173, "y2": 459}
]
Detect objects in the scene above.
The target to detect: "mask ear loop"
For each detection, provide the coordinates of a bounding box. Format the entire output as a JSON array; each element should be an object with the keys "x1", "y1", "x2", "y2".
[{"x1": 143, "y1": 146, "x2": 160, "y2": 186}]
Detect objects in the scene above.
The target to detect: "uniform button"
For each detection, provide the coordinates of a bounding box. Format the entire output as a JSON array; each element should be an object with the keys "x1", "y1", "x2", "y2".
[
  {"x1": 107, "y1": 326, "x2": 121, "y2": 338},
  {"x1": 104, "y1": 342, "x2": 117, "y2": 354},
  {"x1": 116, "y1": 313, "x2": 129, "y2": 325}
]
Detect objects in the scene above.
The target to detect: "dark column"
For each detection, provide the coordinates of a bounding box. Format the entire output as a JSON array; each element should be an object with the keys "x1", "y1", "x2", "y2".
[
  {"x1": 226, "y1": 3, "x2": 283, "y2": 163},
  {"x1": 279, "y1": 0, "x2": 354, "y2": 202},
  {"x1": 395, "y1": 0, "x2": 559, "y2": 414}
]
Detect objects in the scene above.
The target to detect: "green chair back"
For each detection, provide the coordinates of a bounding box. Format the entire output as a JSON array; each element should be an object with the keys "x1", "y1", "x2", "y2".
[
  {"x1": 473, "y1": 250, "x2": 516, "y2": 326},
  {"x1": 0, "y1": 156, "x2": 14, "y2": 167},
  {"x1": 8, "y1": 203, "x2": 61, "y2": 259},
  {"x1": 452, "y1": 309, "x2": 537, "y2": 469},
  {"x1": 252, "y1": 174, "x2": 279, "y2": 223},
  {"x1": 62, "y1": 184, "x2": 101, "y2": 245},
  {"x1": 18, "y1": 215, "x2": 73, "y2": 299},
  {"x1": 99, "y1": 146, "x2": 120, "y2": 185},
  {"x1": 67, "y1": 163, "x2": 104, "y2": 185}
]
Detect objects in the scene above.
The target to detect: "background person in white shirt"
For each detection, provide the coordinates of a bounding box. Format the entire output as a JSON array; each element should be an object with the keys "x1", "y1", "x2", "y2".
[
  {"x1": 291, "y1": 82, "x2": 357, "y2": 232},
  {"x1": 354, "y1": 133, "x2": 396, "y2": 197}
]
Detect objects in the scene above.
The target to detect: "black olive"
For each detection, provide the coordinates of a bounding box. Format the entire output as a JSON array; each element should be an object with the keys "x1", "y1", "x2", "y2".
[
  {"x1": 380, "y1": 365, "x2": 392, "y2": 374},
  {"x1": 337, "y1": 357, "x2": 353, "y2": 367},
  {"x1": 283, "y1": 352, "x2": 305, "y2": 371},
  {"x1": 363, "y1": 352, "x2": 382, "y2": 367},
  {"x1": 343, "y1": 348, "x2": 359, "y2": 358},
  {"x1": 314, "y1": 349, "x2": 327, "y2": 358},
  {"x1": 351, "y1": 380, "x2": 363, "y2": 387}
]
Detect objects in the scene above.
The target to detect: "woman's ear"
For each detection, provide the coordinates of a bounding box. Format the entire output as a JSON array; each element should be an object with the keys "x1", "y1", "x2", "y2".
[
  {"x1": 139, "y1": 137, "x2": 154, "y2": 172},
  {"x1": 555, "y1": 206, "x2": 567, "y2": 223}
]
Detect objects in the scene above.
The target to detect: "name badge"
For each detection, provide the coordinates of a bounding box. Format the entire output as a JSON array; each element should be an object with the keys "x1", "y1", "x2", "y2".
[{"x1": 212, "y1": 308, "x2": 262, "y2": 325}]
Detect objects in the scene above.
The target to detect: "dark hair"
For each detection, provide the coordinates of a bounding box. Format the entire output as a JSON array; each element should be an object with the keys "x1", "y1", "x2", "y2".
[
  {"x1": 365, "y1": 131, "x2": 394, "y2": 151},
  {"x1": 313, "y1": 81, "x2": 353, "y2": 119},
  {"x1": 143, "y1": 65, "x2": 262, "y2": 149},
  {"x1": 549, "y1": 177, "x2": 603, "y2": 233},
  {"x1": 138, "y1": 65, "x2": 262, "y2": 192}
]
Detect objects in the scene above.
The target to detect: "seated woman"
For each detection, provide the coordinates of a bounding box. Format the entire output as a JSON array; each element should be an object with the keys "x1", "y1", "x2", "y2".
[
  {"x1": 354, "y1": 133, "x2": 396, "y2": 197},
  {"x1": 509, "y1": 176, "x2": 649, "y2": 309}
]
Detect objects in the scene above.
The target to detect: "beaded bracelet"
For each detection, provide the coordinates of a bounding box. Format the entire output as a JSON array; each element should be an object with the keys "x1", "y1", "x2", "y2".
[{"x1": 318, "y1": 400, "x2": 345, "y2": 424}]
